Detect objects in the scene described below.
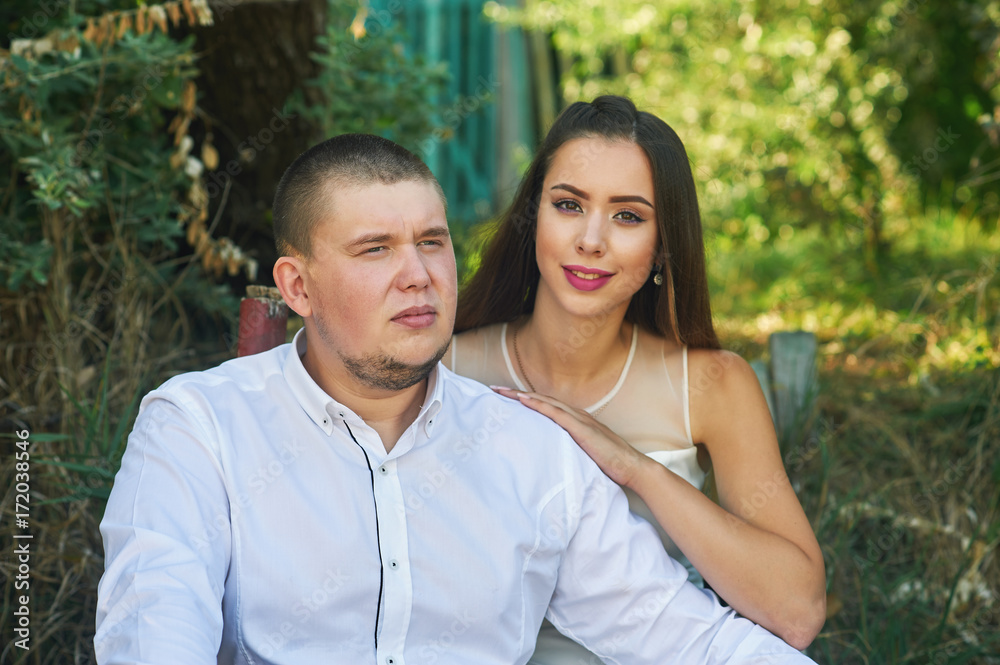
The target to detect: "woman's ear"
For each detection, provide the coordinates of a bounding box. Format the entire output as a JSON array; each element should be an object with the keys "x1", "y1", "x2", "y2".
[{"x1": 273, "y1": 256, "x2": 312, "y2": 318}]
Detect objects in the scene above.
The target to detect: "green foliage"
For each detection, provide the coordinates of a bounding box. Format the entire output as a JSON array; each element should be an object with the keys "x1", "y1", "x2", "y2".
[
  {"x1": 0, "y1": 29, "x2": 197, "y2": 291},
  {"x1": 707, "y1": 207, "x2": 999, "y2": 663},
  {"x1": 0, "y1": 1, "x2": 248, "y2": 433},
  {"x1": 288, "y1": 0, "x2": 450, "y2": 153},
  {"x1": 491, "y1": 0, "x2": 1000, "y2": 274},
  {"x1": 710, "y1": 210, "x2": 999, "y2": 379}
]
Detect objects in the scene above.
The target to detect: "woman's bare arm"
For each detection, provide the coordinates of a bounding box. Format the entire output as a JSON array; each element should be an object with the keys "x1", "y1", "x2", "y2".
[{"x1": 493, "y1": 351, "x2": 826, "y2": 648}]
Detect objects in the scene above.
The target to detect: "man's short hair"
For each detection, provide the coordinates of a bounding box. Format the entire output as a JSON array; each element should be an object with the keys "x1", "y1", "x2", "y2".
[{"x1": 272, "y1": 134, "x2": 445, "y2": 257}]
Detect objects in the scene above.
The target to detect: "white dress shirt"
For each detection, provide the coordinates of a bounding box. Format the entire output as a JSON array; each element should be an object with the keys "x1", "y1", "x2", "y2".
[{"x1": 95, "y1": 329, "x2": 816, "y2": 665}]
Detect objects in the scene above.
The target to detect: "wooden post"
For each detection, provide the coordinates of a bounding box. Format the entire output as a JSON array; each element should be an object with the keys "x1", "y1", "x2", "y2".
[
  {"x1": 768, "y1": 331, "x2": 819, "y2": 451},
  {"x1": 237, "y1": 285, "x2": 289, "y2": 357},
  {"x1": 749, "y1": 358, "x2": 777, "y2": 423}
]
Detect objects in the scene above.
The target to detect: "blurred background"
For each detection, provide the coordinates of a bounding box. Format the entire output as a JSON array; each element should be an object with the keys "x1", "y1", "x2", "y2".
[{"x1": 1, "y1": 0, "x2": 998, "y2": 662}]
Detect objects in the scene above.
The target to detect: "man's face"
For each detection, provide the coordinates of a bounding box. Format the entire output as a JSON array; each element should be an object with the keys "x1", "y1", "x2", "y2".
[{"x1": 301, "y1": 179, "x2": 457, "y2": 391}]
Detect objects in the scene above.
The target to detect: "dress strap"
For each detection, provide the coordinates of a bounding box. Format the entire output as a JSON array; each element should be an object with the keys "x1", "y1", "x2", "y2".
[
  {"x1": 586, "y1": 323, "x2": 639, "y2": 414},
  {"x1": 682, "y1": 345, "x2": 693, "y2": 445}
]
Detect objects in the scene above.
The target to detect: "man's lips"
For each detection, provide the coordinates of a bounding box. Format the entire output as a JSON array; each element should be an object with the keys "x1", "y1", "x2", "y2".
[
  {"x1": 562, "y1": 265, "x2": 613, "y2": 291},
  {"x1": 392, "y1": 305, "x2": 437, "y2": 329}
]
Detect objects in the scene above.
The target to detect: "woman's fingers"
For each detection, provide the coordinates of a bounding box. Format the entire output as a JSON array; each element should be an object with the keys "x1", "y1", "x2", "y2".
[
  {"x1": 491, "y1": 386, "x2": 583, "y2": 423},
  {"x1": 490, "y1": 387, "x2": 593, "y2": 430},
  {"x1": 491, "y1": 386, "x2": 586, "y2": 417}
]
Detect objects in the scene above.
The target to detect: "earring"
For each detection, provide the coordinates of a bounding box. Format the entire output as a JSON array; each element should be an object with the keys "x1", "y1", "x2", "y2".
[{"x1": 652, "y1": 265, "x2": 664, "y2": 286}]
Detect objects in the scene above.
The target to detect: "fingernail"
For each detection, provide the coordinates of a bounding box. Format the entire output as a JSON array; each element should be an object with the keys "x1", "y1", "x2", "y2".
[
  {"x1": 489, "y1": 385, "x2": 512, "y2": 391},
  {"x1": 516, "y1": 392, "x2": 532, "y2": 400}
]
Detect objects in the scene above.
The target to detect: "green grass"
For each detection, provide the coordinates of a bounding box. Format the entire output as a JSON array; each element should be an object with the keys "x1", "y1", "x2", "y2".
[{"x1": 708, "y1": 210, "x2": 1000, "y2": 664}]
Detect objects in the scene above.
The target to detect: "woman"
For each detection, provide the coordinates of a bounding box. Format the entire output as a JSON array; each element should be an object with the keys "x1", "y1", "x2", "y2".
[{"x1": 444, "y1": 95, "x2": 826, "y2": 660}]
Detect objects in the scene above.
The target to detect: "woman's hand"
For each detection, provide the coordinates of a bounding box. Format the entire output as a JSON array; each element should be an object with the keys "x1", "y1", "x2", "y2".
[{"x1": 490, "y1": 386, "x2": 650, "y2": 488}]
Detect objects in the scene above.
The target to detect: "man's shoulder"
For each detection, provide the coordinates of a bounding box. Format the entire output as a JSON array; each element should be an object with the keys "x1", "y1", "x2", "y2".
[
  {"x1": 439, "y1": 364, "x2": 526, "y2": 412},
  {"x1": 152, "y1": 343, "x2": 289, "y2": 401},
  {"x1": 436, "y1": 365, "x2": 593, "y2": 460}
]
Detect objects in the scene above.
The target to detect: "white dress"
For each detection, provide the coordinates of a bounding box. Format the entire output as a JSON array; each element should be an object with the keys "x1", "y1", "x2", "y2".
[{"x1": 450, "y1": 322, "x2": 709, "y2": 664}]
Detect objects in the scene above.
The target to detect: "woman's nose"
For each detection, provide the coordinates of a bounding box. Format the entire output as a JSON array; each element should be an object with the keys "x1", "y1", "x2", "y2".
[{"x1": 576, "y1": 216, "x2": 607, "y2": 256}]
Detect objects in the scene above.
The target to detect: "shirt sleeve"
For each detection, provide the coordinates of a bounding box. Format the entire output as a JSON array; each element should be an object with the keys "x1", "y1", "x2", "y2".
[
  {"x1": 546, "y1": 448, "x2": 817, "y2": 665},
  {"x1": 95, "y1": 393, "x2": 230, "y2": 665}
]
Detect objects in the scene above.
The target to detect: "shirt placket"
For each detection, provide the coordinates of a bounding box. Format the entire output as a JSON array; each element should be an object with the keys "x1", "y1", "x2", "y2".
[{"x1": 372, "y1": 442, "x2": 413, "y2": 665}]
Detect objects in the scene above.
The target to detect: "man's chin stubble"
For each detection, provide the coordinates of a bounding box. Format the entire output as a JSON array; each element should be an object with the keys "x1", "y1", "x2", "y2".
[{"x1": 338, "y1": 340, "x2": 451, "y2": 391}]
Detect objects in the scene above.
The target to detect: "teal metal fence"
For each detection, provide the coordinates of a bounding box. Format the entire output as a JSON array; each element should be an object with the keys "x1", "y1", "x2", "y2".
[{"x1": 370, "y1": 0, "x2": 535, "y2": 224}]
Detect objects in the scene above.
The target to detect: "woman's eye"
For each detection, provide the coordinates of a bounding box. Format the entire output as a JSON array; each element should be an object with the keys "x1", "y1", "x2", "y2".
[
  {"x1": 554, "y1": 199, "x2": 582, "y2": 213},
  {"x1": 615, "y1": 210, "x2": 646, "y2": 223}
]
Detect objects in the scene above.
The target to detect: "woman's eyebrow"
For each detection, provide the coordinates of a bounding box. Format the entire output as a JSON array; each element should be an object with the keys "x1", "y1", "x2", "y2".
[
  {"x1": 609, "y1": 195, "x2": 653, "y2": 207},
  {"x1": 551, "y1": 183, "x2": 589, "y2": 199},
  {"x1": 551, "y1": 183, "x2": 652, "y2": 208}
]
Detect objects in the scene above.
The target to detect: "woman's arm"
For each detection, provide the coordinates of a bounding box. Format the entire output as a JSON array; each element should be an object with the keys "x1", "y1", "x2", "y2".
[
  {"x1": 492, "y1": 352, "x2": 826, "y2": 649},
  {"x1": 670, "y1": 349, "x2": 826, "y2": 648}
]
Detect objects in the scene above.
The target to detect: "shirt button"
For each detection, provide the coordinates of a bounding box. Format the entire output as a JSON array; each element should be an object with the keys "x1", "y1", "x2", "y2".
[
  {"x1": 379, "y1": 466, "x2": 388, "y2": 475},
  {"x1": 338, "y1": 411, "x2": 345, "y2": 418},
  {"x1": 389, "y1": 559, "x2": 399, "y2": 570},
  {"x1": 386, "y1": 657, "x2": 395, "y2": 665}
]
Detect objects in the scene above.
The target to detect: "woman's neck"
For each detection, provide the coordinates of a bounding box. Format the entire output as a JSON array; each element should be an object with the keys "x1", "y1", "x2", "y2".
[{"x1": 514, "y1": 297, "x2": 633, "y2": 405}]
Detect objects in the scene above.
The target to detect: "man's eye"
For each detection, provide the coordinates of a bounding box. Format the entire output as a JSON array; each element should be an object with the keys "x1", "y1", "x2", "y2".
[{"x1": 365, "y1": 246, "x2": 385, "y2": 254}]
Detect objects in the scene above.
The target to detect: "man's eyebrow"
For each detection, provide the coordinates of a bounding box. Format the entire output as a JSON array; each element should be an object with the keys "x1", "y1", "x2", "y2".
[
  {"x1": 345, "y1": 226, "x2": 450, "y2": 249},
  {"x1": 551, "y1": 184, "x2": 653, "y2": 208},
  {"x1": 346, "y1": 232, "x2": 394, "y2": 249},
  {"x1": 422, "y1": 226, "x2": 451, "y2": 239}
]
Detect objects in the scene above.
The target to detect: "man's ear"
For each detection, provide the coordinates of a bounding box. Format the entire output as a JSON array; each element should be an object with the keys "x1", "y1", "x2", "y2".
[{"x1": 273, "y1": 255, "x2": 312, "y2": 318}]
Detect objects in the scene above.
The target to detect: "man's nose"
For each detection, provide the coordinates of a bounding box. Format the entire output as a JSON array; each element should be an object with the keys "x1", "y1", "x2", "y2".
[{"x1": 396, "y1": 246, "x2": 432, "y2": 290}]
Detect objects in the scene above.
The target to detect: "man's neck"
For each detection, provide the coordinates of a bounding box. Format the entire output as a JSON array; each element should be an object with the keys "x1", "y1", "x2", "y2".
[
  {"x1": 340, "y1": 382, "x2": 427, "y2": 453},
  {"x1": 301, "y1": 346, "x2": 429, "y2": 453}
]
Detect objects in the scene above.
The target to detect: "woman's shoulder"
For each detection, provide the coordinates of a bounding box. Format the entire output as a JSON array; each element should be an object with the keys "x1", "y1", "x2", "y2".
[
  {"x1": 453, "y1": 321, "x2": 506, "y2": 342},
  {"x1": 446, "y1": 322, "x2": 510, "y2": 380},
  {"x1": 633, "y1": 330, "x2": 758, "y2": 404},
  {"x1": 686, "y1": 347, "x2": 755, "y2": 378},
  {"x1": 686, "y1": 347, "x2": 758, "y2": 396},
  {"x1": 451, "y1": 322, "x2": 506, "y2": 355},
  {"x1": 684, "y1": 347, "x2": 771, "y2": 444}
]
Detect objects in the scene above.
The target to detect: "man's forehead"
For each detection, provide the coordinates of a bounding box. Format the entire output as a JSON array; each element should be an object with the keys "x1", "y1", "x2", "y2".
[{"x1": 317, "y1": 179, "x2": 449, "y2": 239}]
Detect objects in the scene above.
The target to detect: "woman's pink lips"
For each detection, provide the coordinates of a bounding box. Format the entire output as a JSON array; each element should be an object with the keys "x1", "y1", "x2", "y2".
[{"x1": 563, "y1": 267, "x2": 612, "y2": 291}]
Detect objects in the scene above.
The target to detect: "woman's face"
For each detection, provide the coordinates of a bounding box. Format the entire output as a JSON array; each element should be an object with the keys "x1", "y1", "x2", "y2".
[{"x1": 534, "y1": 137, "x2": 659, "y2": 320}]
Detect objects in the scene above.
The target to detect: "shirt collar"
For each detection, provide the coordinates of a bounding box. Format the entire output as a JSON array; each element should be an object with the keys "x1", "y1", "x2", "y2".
[
  {"x1": 283, "y1": 328, "x2": 340, "y2": 435},
  {"x1": 419, "y1": 360, "x2": 444, "y2": 438},
  {"x1": 283, "y1": 327, "x2": 445, "y2": 439}
]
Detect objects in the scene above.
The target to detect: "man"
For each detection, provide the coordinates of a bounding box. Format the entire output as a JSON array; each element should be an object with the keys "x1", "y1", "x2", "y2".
[{"x1": 95, "y1": 134, "x2": 816, "y2": 664}]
